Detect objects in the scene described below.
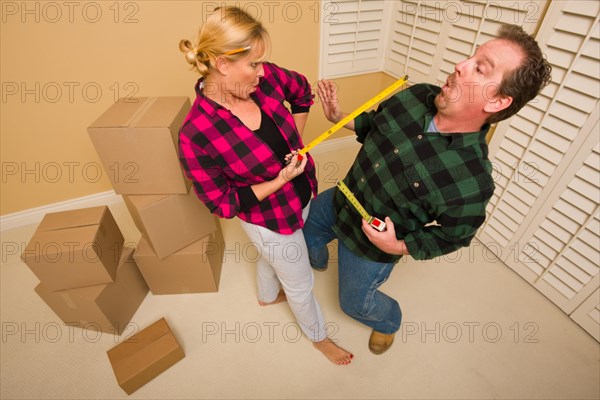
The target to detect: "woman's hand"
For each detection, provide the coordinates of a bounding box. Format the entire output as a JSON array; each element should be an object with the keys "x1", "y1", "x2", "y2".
[
  {"x1": 250, "y1": 151, "x2": 308, "y2": 201},
  {"x1": 317, "y1": 80, "x2": 343, "y2": 124},
  {"x1": 279, "y1": 151, "x2": 307, "y2": 182}
]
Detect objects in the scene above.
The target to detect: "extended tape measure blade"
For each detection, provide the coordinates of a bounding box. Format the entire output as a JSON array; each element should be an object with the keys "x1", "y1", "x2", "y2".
[
  {"x1": 299, "y1": 75, "x2": 408, "y2": 156},
  {"x1": 336, "y1": 180, "x2": 386, "y2": 231}
]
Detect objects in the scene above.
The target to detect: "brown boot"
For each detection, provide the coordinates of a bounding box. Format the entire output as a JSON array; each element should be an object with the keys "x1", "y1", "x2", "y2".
[{"x1": 368, "y1": 330, "x2": 395, "y2": 355}]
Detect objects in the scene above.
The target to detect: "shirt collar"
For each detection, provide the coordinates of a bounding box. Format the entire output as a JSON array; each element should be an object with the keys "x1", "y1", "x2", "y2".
[
  {"x1": 194, "y1": 78, "x2": 220, "y2": 117},
  {"x1": 194, "y1": 78, "x2": 262, "y2": 117},
  {"x1": 424, "y1": 87, "x2": 490, "y2": 149}
]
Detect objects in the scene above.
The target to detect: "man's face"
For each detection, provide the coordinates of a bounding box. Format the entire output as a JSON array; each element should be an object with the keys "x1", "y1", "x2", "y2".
[{"x1": 435, "y1": 38, "x2": 524, "y2": 121}]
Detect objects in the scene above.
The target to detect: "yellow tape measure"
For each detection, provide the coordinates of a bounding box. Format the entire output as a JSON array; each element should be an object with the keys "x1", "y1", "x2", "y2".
[
  {"x1": 336, "y1": 180, "x2": 386, "y2": 232},
  {"x1": 298, "y1": 75, "x2": 408, "y2": 156}
]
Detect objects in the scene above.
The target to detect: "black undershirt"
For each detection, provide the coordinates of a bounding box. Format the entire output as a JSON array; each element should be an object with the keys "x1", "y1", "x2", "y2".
[{"x1": 237, "y1": 109, "x2": 311, "y2": 211}]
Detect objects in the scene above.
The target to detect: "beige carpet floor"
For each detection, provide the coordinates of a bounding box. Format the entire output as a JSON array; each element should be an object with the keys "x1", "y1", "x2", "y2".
[{"x1": 1, "y1": 144, "x2": 599, "y2": 399}]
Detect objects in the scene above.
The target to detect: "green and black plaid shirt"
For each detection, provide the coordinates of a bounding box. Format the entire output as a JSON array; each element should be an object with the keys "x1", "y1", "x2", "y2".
[{"x1": 333, "y1": 83, "x2": 495, "y2": 262}]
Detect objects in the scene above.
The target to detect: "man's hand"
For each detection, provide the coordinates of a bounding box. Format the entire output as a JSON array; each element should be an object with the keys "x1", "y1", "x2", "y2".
[
  {"x1": 317, "y1": 80, "x2": 343, "y2": 124},
  {"x1": 361, "y1": 217, "x2": 409, "y2": 256},
  {"x1": 317, "y1": 80, "x2": 356, "y2": 131}
]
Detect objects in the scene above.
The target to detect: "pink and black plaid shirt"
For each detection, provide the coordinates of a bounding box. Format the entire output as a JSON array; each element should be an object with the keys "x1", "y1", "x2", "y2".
[{"x1": 178, "y1": 62, "x2": 317, "y2": 234}]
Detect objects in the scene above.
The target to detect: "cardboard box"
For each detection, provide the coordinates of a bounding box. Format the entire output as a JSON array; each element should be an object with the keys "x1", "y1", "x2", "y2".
[
  {"x1": 22, "y1": 206, "x2": 124, "y2": 291},
  {"x1": 123, "y1": 189, "x2": 218, "y2": 259},
  {"x1": 133, "y1": 227, "x2": 224, "y2": 295},
  {"x1": 34, "y1": 246, "x2": 149, "y2": 335},
  {"x1": 107, "y1": 318, "x2": 185, "y2": 395},
  {"x1": 87, "y1": 97, "x2": 192, "y2": 194}
]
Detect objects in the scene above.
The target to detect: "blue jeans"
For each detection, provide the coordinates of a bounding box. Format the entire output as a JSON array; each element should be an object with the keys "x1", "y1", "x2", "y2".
[{"x1": 303, "y1": 187, "x2": 402, "y2": 334}]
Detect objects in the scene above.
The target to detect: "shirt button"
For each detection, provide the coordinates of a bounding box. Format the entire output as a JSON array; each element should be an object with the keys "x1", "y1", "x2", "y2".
[
  {"x1": 360, "y1": 177, "x2": 365, "y2": 183},
  {"x1": 374, "y1": 163, "x2": 380, "y2": 168},
  {"x1": 394, "y1": 149, "x2": 399, "y2": 154},
  {"x1": 413, "y1": 182, "x2": 420, "y2": 188},
  {"x1": 417, "y1": 134, "x2": 423, "y2": 140}
]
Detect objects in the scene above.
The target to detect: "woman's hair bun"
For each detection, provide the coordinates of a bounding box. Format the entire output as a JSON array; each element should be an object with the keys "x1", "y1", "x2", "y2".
[{"x1": 179, "y1": 39, "x2": 197, "y2": 65}]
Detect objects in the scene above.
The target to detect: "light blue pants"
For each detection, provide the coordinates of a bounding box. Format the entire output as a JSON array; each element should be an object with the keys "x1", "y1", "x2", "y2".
[{"x1": 239, "y1": 204, "x2": 327, "y2": 342}]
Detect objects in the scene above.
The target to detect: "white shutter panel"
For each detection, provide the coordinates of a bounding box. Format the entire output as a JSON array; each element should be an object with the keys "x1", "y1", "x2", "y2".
[
  {"x1": 478, "y1": 1, "x2": 600, "y2": 339},
  {"x1": 320, "y1": 0, "x2": 388, "y2": 78},
  {"x1": 436, "y1": 1, "x2": 542, "y2": 85},
  {"x1": 515, "y1": 143, "x2": 600, "y2": 313},
  {"x1": 384, "y1": 1, "x2": 544, "y2": 83},
  {"x1": 385, "y1": 1, "x2": 445, "y2": 82},
  {"x1": 571, "y1": 289, "x2": 600, "y2": 342}
]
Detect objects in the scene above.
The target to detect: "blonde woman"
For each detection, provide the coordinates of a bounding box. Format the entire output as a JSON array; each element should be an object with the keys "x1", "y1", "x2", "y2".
[{"x1": 178, "y1": 6, "x2": 353, "y2": 365}]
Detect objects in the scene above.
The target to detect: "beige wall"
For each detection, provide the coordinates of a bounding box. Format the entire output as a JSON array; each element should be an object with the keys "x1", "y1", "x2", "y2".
[{"x1": 2, "y1": 1, "x2": 394, "y2": 216}]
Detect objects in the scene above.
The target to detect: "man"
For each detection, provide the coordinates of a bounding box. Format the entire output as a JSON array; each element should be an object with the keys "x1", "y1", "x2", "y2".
[{"x1": 303, "y1": 24, "x2": 552, "y2": 355}]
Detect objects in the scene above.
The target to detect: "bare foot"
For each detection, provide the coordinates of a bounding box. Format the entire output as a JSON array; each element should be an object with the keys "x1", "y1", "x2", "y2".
[
  {"x1": 313, "y1": 337, "x2": 354, "y2": 365},
  {"x1": 258, "y1": 289, "x2": 287, "y2": 306}
]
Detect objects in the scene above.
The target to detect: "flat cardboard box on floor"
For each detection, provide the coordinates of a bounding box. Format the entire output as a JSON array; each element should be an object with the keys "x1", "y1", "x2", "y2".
[
  {"x1": 123, "y1": 189, "x2": 218, "y2": 260},
  {"x1": 35, "y1": 247, "x2": 149, "y2": 335},
  {"x1": 22, "y1": 206, "x2": 124, "y2": 291},
  {"x1": 133, "y1": 227, "x2": 224, "y2": 295},
  {"x1": 107, "y1": 317, "x2": 185, "y2": 395},
  {"x1": 87, "y1": 96, "x2": 192, "y2": 194}
]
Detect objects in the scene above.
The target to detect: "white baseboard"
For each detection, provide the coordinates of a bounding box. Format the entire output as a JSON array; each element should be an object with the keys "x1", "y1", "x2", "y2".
[
  {"x1": 0, "y1": 136, "x2": 359, "y2": 232},
  {"x1": 309, "y1": 134, "x2": 359, "y2": 155},
  {"x1": 0, "y1": 191, "x2": 123, "y2": 232}
]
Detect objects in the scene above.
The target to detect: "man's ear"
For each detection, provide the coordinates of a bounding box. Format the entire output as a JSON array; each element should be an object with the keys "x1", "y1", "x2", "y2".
[{"x1": 484, "y1": 95, "x2": 513, "y2": 114}]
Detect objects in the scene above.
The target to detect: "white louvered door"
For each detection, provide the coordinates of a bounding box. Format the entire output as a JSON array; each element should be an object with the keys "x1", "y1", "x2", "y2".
[
  {"x1": 384, "y1": 1, "x2": 546, "y2": 83},
  {"x1": 477, "y1": 1, "x2": 600, "y2": 340},
  {"x1": 319, "y1": 0, "x2": 389, "y2": 78},
  {"x1": 385, "y1": 1, "x2": 446, "y2": 83},
  {"x1": 571, "y1": 289, "x2": 600, "y2": 342},
  {"x1": 495, "y1": 139, "x2": 600, "y2": 313}
]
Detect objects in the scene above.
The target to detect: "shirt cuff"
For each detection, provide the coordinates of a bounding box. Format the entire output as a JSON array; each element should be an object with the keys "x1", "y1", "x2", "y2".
[
  {"x1": 353, "y1": 112, "x2": 370, "y2": 143},
  {"x1": 291, "y1": 105, "x2": 311, "y2": 114},
  {"x1": 237, "y1": 186, "x2": 260, "y2": 212},
  {"x1": 402, "y1": 234, "x2": 419, "y2": 259}
]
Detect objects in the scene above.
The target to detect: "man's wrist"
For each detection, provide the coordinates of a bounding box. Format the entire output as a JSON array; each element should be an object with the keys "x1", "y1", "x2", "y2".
[{"x1": 396, "y1": 240, "x2": 409, "y2": 256}]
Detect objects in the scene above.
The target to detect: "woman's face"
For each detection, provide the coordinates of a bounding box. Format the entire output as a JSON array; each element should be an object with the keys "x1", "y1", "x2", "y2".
[{"x1": 224, "y1": 50, "x2": 265, "y2": 100}]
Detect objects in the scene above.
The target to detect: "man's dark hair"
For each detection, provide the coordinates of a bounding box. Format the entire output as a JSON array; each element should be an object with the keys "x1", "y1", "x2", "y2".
[{"x1": 489, "y1": 24, "x2": 552, "y2": 124}]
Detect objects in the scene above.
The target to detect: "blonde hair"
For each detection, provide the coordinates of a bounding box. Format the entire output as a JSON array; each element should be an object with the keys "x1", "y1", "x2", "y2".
[{"x1": 179, "y1": 6, "x2": 271, "y2": 77}]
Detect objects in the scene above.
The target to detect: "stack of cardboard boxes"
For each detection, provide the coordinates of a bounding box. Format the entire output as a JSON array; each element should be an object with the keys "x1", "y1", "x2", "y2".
[
  {"x1": 20, "y1": 96, "x2": 222, "y2": 394},
  {"x1": 87, "y1": 96, "x2": 224, "y2": 295},
  {"x1": 22, "y1": 205, "x2": 149, "y2": 335}
]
